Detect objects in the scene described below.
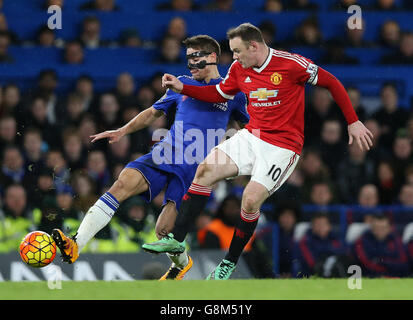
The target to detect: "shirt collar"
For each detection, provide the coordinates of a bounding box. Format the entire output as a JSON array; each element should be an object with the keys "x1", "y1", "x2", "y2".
[{"x1": 253, "y1": 47, "x2": 274, "y2": 73}]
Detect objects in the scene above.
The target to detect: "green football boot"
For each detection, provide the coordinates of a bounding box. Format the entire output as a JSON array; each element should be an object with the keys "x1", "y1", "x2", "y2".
[
  {"x1": 142, "y1": 233, "x2": 186, "y2": 255},
  {"x1": 206, "y1": 259, "x2": 236, "y2": 280}
]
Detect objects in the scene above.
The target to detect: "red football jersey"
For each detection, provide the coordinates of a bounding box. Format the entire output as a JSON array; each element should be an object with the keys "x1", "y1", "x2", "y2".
[{"x1": 216, "y1": 48, "x2": 320, "y2": 155}]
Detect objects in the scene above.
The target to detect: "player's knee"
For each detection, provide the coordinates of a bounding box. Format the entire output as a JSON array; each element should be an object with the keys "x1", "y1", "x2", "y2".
[
  {"x1": 112, "y1": 178, "x2": 126, "y2": 191},
  {"x1": 242, "y1": 193, "x2": 261, "y2": 213},
  {"x1": 110, "y1": 177, "x2": 133, "y2": 200},
  {"x1": 194, "y1": 162, "x2": 214, "y2": 181}
]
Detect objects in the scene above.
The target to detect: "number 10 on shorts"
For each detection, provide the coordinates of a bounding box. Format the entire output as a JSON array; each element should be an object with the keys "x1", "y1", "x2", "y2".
[{"x1": 267, "y1": 165, "x2": 281, "y2": 182}]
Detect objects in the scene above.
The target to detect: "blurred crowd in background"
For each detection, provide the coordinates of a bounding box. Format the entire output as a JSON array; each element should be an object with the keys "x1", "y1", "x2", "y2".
[{"x1": 1, "y1": 0, "x2": 413, "y2": 278}]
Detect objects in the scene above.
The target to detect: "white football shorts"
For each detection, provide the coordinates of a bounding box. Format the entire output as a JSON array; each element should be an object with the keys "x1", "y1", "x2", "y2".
[{"x1": 214, "y1": 129, "x2": 300, "y2": 195}]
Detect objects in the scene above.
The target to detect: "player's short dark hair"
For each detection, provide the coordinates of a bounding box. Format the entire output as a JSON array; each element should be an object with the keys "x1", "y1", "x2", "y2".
[
  {"x1": 226, "y1": 22, "x2": 265, "y2": 44},
  {"x1": 182, "y1": 35, "x2": 221, "y2": 57},
  {"x1": 23, "y1": 127, "x2": 42, "y2": 139},
  {"x1": 37, "y1": 24, "x2": 54, "y2": 36},
  {"x1": 2, "y1": 144, "x2": 21, "y2": 161},
  {"x1": 62, "y1": 126, "x2": 81, "y2": 144},
  {"x1": 76, "y1": 74, "x2": 94, "y2": 84},
  {"x1": 275, "y1": 201, "x2": 301, "y2": 222},
  {"x1": 312, "y1": 212, "x2": 330, "y2": 223},
  {"x1": 5, "y1": 182, "x2": 26, "y2": 194},
  {"x1": 38, "y1": 69, "x2": 58, "y2": 81},
  {"x1": 371, "y1": 214, "x2": 390, "y2": 222},
  {"x1": 380, "y1": 81, "x2": 398, "y2": 93},
  {"x1": 83, "y1": 15, "x2": 100, "y2": 26}
]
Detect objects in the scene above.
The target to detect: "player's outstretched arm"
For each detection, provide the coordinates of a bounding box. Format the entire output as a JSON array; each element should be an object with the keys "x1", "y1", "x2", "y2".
[
  {"x1": 316, "y1": 67, "x2": 373, "y2": 151},
  {"x1": 90, "y1": 106, "x2": 163, "y2": 144},
  {"x1": 162, "y1": 73, "x2": 227, "y2": 103}
]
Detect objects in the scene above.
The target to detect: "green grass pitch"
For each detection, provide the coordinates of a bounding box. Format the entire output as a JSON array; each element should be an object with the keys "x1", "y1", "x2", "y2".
[{"x1": 1, "y1": 279, "x2": 413, "y2": 300}]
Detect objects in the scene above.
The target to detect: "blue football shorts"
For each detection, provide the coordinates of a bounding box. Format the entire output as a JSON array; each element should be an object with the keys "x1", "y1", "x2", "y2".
[{"x1": 125, "y1": 152, "x2": 189, "y2": 210}]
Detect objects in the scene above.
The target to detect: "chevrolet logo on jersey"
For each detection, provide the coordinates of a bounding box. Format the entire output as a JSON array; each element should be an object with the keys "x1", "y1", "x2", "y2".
[{"x1": 249, "y1": 88, "x2": 279, "y2": 101}]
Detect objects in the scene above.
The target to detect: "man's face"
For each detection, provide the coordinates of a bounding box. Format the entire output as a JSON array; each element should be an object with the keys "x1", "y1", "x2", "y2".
[
  {"x1": 3, "y1": 86, "x2": 20, "y2": 107},
  {"x1": 161, "y1": 38, "x2": 180, "y2": 62},
  {"x1": 0, "y1": 35, "x2": 9, "y2": 55},
  {"x1": 76, "y1": 79, "x2": 93, "y2": 96},
  {"x1": 64, "y1": 135, "x2": 82, "y2": 157},
  {"x1": 96, "y1": 0, "x2": 114, "y2": 10},
  {"x1": 4, "y1": 148, "x2": 23, "y2": 171},
  {"x1": 222, "y1": 199, "x2": 241, "y2": 224},
  {"x1": 186, "y1": 47, "x2": 215, "y2": 81},
  {"x1": 83, "y1": 21, "x2": 100, "y2": 38},
  {"x1": 312, "y1": 88, "x2": 332, "y2": 112},
  {"x1": 381, "y1": 86, "x2": 398, "y2": 110},
  {"x1": 400, "y1": 185, "x2": 413, "y2": 206},
  {"x1": 401, "y1": 34, "x2": 413, "y2": 57},
  {"x1": 379, "y1": 0, "x2": 395, "y2": 9},
  {"x1": 24, "y1": 133, "x2": 42, "y2": 154},
  {"x1": 278, "y1": 210, "x2": 296, "y2": 232},
  {"x1": 31, "y1": 98, "x2": 47, "y2": 120},
  {"x1": 57, "y1": 193, "x2": 73, "y2": 210},
  {"x1": 393, "y1": 137, "x2": 412, "y2": 159},
  {"x1": 100, "y1": 94, "x2": 119, "y2": 116},
  {"x1": 311, "y1": 184, "x2": 332, "y2": 206},
  {"x1": 46, "y1": 151, "x2": 65, "y2": 171},
  {"x1": 116, "y1": 73, "x2": 134, "y2": 96},
  {"x1": 109, "y1": 135, "x2": 130, "y2": 157},
  {"x1": 65, "y1": 43, "x2": 84, "y2": 64},
  {"x1": 5, "y1": 186, "x2": 27, "y2": 216},
  {"x1": 371, "y1": 218, "x2": 391, "y2": 241},
  {"x1": 128, "y1": 205, "x2": 146, "y2": 221},
  {"x1": 312, "y1": 217, "x2": 331, "y2": 239},
  {"x1": 358, "y1": 185, "x2": 378, "y2": 207},
  {"x1": 229, "y1": 37, "x2": 254, "y2": 68},
  {"x1": 0, "y1": 118, "x2": 16, "y2": 141},
  {"x1": 168, "y1": 17, "x2": 186, "y2": 40},
  {"x1": 382, "y1": 22, "x2": 400, "y2": 44},
  {"x1": 39, "y1": 74, "x2": 58, "y2": 92},
  {"x1": 321, "y1": 121, "x2": 341, "y2": 145},
  {"x1": 38, "y1": 175, "x2": 53, "y2": 191},
  {"x1": 88, "y1": 151, "x2": 106, "y2": 173}
]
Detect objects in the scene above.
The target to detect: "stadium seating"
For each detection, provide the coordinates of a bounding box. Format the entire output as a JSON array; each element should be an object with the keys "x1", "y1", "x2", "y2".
[
  {"x1": 403, "y1": 222, "x2": 413, "y2": 244},
  {"x1": 4, "y1": 11, "x2": 413, "y2": 43},
  {"x1": 345, "y1": 222, "x2": 369, "y2": 244},
  {"x1": 1, "y1": 4, "x2": 413, "y2": 106},
  {"x1": 293, "y1": 222, "x2": 311, "y2": 242}
]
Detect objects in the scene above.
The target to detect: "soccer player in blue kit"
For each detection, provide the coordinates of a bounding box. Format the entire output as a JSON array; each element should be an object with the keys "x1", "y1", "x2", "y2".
[{"x1": 52, "y1": 35, "x2": 249, "y2": 280}]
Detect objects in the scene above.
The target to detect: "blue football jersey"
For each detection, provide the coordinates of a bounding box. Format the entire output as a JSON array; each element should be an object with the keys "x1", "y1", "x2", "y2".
[{"x1": 149, "y1": 75, "x2": 249, "y2": 181}]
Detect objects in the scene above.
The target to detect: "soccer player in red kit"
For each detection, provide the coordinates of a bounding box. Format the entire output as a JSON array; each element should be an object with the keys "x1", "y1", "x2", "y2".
[{"x1": 144, "y1": 23, "x2": 373, "y2": 280}]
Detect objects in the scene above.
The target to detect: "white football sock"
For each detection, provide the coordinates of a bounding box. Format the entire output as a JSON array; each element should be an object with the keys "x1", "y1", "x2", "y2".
[
  {"x1": 167, "y1": 250, "x2": 189, "y2": 269},
  {"x1": 76, "y1": 192, "x2": 119, "y2": 252}
]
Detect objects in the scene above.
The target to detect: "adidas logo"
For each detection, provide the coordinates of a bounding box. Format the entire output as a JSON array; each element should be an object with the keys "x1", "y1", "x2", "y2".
[{"x1": 244, "y1": 76, "x2": 252, "y2": 83}]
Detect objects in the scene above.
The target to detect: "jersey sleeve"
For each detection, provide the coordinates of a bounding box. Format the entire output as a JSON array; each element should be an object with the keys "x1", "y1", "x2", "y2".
[
  {"x1": 316, "y1": 67, "x2": 358, "y2": 125},
  {"x1": 152, "y1": 88, "x2": 179, "y2": 115},
  {"x1": 289, "y1": 54, "x2": 319, "y2": 86},
  {"x1": 229, "y1": 92, "x2": 249, "y2": 124},
  {"x1": 216, "y1": 61, "x2": 241, "y2": 100}
]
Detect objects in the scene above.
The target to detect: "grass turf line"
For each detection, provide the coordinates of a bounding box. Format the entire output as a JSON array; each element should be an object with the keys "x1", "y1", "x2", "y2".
[{"x1": 1, "y1": 279, "x2": 413, "y2": 300}]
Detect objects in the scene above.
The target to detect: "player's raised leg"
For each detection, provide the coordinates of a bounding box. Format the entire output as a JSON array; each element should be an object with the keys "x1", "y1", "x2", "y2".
[
  {"x1": 52, "y1": 168, "x2": 149, "y2": 263},
  {"x1": 146, "y1": 201, "x2": 192, "y2": 280},
  {"x1": 142, "y1": 148, "x2": 238, "y2": 254},
  {"x1": 208, "y1": 138, "x2": 300, "y2": 279},
  {"x1": 207, "y1": 180, "x2": 269, "y2": 280}
]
